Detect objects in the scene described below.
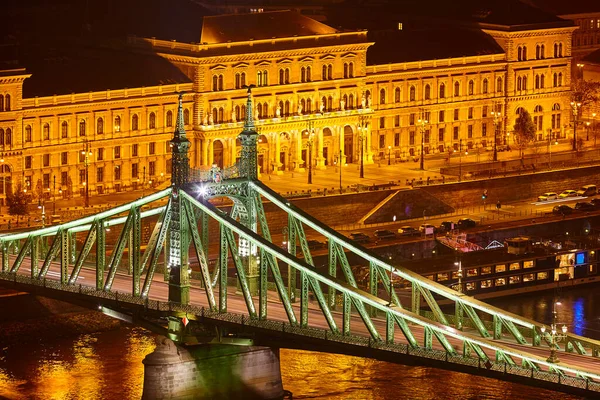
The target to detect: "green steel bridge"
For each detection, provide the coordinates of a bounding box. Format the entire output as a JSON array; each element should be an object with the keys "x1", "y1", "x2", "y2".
[{"x1": 1, "y1": 90, "x2": 600, "y2": 397}]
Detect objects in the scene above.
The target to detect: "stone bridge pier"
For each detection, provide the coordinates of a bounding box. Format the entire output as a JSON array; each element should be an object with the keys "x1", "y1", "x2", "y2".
[{"x1": 142, "y1": 336, "x2": 284, "y2": 400}]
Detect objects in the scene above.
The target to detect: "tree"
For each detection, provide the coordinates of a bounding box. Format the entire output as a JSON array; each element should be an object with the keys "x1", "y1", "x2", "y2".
[
  {"x1": 6, "y1": 184, "x2": 29, "y2": 225},
  {"x1": 513, "y1": 109, "x2": 536, "y2": 159},
  {"x1": 571, "y1": 79, "x2": 600, "y2": 108}
]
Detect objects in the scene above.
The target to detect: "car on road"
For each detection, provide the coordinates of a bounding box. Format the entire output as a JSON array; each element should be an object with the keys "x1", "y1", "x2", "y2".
[
  {"x1": 538, "y1": 192, "x2": 558, "y2": 202},
  {"x1": 374, "y1": 229, "x2": 396, "y2": 239},
  {"x1": 577, "y1": 184, "x2": 597, "y2": 197},
  {"x1": 591, "y1": 198, "x2": 600, "y2": 208},
  {"x1": 457, "y1": 218, "x2": 477, "y2": 229},
  {"x1": 552, "y1": 204, "x2": 573, "y2": 215},
  {"x1": 439, "y1": 221, "x2": 456, "y2": 232},
  {"x1": 349, "y1": 232, "x2": 370, "y2": 243},
  {"x1": 558, "y1": 190, "x2": 578, "y2": 199},
  {"x1": 575, "y1": 202, "x2": 596, "y2": 212},
  {"x1": 419, "y1": 223, "x2": 436, "y2": 234},
  {"x1": 398, "y1": 226, "x2": 419, "y2": 236}
]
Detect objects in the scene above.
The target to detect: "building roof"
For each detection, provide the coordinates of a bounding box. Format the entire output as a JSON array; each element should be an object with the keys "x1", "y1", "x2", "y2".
[
  {"x1": 200, "y1": 10, "x2": 338, "y2": 44},
  {"x1": 21, "y1": 45, "x2": 191, "y2": 98},
  {"x1": 519, "y1": 0, "x2": 600, "y2": 16},
  {"x1": 366, "y1": 26, "x2": 504, "y2": 65}
]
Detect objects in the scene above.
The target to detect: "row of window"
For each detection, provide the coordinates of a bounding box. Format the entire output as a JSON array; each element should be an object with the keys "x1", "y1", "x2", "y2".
[
  {"x1": 211, "y1": 62, "x2": 354, "y2": 91},
  {"x1": 22, "y1": 110, "x2": 190, "y2": 142},
  {"x1": 0, "y1": 94, "x2": 11, "y2": 112},
  {"x1": 517, "y1": 43, "x2": 563, "y2": 60},
  {"x1": 516, "y1": 72, "x2": 564, "y2": 91}
]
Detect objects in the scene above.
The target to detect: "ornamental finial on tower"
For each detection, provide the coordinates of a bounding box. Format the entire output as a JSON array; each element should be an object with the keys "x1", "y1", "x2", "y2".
[
  {"x1": 170, "y1": 92, "x2": 190, "y2": 188},
  {"x1": 238, "y1": 85, "x2": 258, "y2": 180},
  {"x1": 175, "y1": 92, "x2": 186, "y2": 138},
  {"x1": 244, "y1": 84, "x2": 256, "y2": 132}
]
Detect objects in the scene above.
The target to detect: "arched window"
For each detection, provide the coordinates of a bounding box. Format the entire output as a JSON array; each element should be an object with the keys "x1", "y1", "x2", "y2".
[
  {"x1": 61, "y1": 121, "x2": 69, "y2": 138},
  {"x1": 552, "y1": 103, "x2": 560, "y2": 111},
  {"x1": 380, "y1": 88, "x2": 386, "y2": 105},
  {"x1": 343, "y1": 63, "x2": 348, "y2": 79},
  {"x1": 395, "y1": 87, "x2": 401, "y2": 103},
  {"x1": 424, "y1": 84, "x2": 431, "y2": 100},
  {"x1": 301, "y1": 66, "x2": 307, "y2": 83},
  {"x1": 218, "y1": 107, "x2": 224, "y2": 123},
  {"x1": 218, "y1": 75, "x2": 223, "y2": 91},
  {"x1": 558, "y1": 43, "x2": 563, "y2": 57},
  {"x1": 166, "y1": 111, "x2": 173, "y2": 127},
  {"x1": 439, "y1": 83, "x2": 445, "y2": 98},
  {"x1": 235, "y1": 73, "x2": 241, "y2": 89},
  {"x1": 131, "y1": 114, "x2": 138, "y2": 131},
  {"x1": 241, "y1": 72, "x2": 246, "y2": 87},
  {"x1": 212, "y1": 108, "x2": 218, "y2": 124},
  {"x1": 4, "y1": 94, "x2": 10, "y2": 111},
  {"x1": 257, "y1": 103, "x2": 263, "y2": 119},
  {"x1": 454, "y1": 81, "x2": 460, "y2": 96},
  {"x1": 184, "y1": 109, "x2": 190, "y2": 125},
  {"x1": 409, "y1": 86, "x2": 416, "y2": 101},
  {"x1": 515, "y1": 107, "x2": 524, "y2": 116},
  {"x1": 25, "y1": 125, "x2": 32, "y2": 142},
  {"x1": 305, "y1": 98, "x2": 311, "y2": 114},
  {"x1": 558, "y1": 72, "x2": 563, "y2": 86},
  {"x1": 534, "y1": 105, "x2": 543, "y2": 113},
  {"x1": 540, "y1": 44, "x2": 545, "y2": 59},
  {"x1": 0, "y1": 95, "x2": 3, "y2": 111},
  {"x1": 468, "y1": 80, "x2": 474, "y2": 95},
  {"x1": 115, "y1": 116, "x2": 121, "y2": 132},
  {"x1": 241, "y1": 104, "x2": 246, "y2": 120},
  {"x1": 5, "y1": 128, "x2": 11, "y2": 146},
  {"x1": 322, "y1": 64, "x2": 327, "y2": 80},
  {"x1": 347, "y1": 94, "x2": 353, "y2": 109},
  {"x1": 522, "y1": 46, "x2": 527, "y2": 60},
  {"x1": 517, "y1": 76, "x2": 522, "y2": 91},
  {"x1": 96, "y1": 118, "x2": 103, "y2": 134},
  {"x1": 306, "y1": 66, "x2": 312, "y2": 82},
  {"x1": 496, "y1": 77, "x2": 503, "y2": 92},
  {"x1": 279, "y1": 69, "x2": 285, "y2": 84},
  {"x1": 327, "y1": 64, "x2": 332, "y2": 80},
  {"x1": 349, "y1": 62, "x2": 354, "y2": 78},
  {"x1": 79, "y1": 120, "x2": 86, "y2": 136},
  {"x1": 212, "y1": 75, "x2": 218, "y2": 91},
  {"x1": 540, "y1": 74, "x2": 545, "y2": 88},
  {"x1": 235, "y1": 105, "x2": 241, "y2": 121},
  {"x1": 301, "y1": 98, "x2": 307, "y2": 114},
  {"x1": 554, "y1": 43, "x2": 558, "y2": 58},
  {"x1": 327, "y1": 96, "x2": 333, "y2": 112},
  {"x1": 43, "y1": 123, "x2": 50, "y2": 139},
  {"x1": 518, "y1": 46, "x2": 522, "y2": 61},
  {"x1": 0, "y1": 129, "x2": 3, "y2": 145},
  {"x1": 533, "y1": 105, "x2": 543, "y2": 131},
  {"x1": 284, "y1": 68, "x2": 290, "y2": 84},
  {"x1": 535, "y1": 75, "x2": 540, "y2": 89},
  {"x1": 284, "y1": 100, "x2": 290, "y2": 116},
  {"x1": 482, "y1": 79, "x2": 488, "y2": 94},
  {"x1": 553, "y1": 73, "x2": 558, "y2": 87},
  {"x1": 523, "y1": 76, "x2": 527, "y2": 90},
  {"x1": 257, "y1": 70, "x2": 269, "y2": 86},
  {"x1": 536, "y1": 45, "x2": 540, "y2": 59},
  {"x1": 149, "y1": 112, "x2": 156, "y2": 129}
]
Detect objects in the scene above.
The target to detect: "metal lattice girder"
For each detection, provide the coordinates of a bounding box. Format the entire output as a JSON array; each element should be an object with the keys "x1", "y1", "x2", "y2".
[
  {"x1": 96, "y1": 220, "x2": 105, "y2": 291},
  {"x1": 219, "y1": 225, "x2": 228, "y2": 313},
  {"x1": 61, "y1": 230, "x2": 69, "y2": 284},
  {"x1": 377, "y1": 265, "x2": 401, "y2": 307},
  {"x1": 300, "y1": 271, "x2": 309, "y2": 328},
  {"x1": 259, "y1": 249, "x2": 268, "y2": 320},
  {"x1": 10, "y1": 236, "x2": 32, "y2": 274},
  {"x1": 334, "y1": 242, "x2": 356, "y2": 286},
  {"x1": 424, "y1": 326, "x2": 433, "y2": 349},
  {"x1": 307, "y1": 274, "x2": 339, "y2": 334},
  {"x1": 69, "y1": 220, "x2": 98, "y2": 284},
  {"x1": 142, "y1": 200, "x2": 172, "y2": 297},
  {"x1": 393, "y1": 312, "x2": 418, "y2": 348},
  {"x1": 386, "y1": 312, "x2": 395, "y2": 344},
  {"x1": 455, "y1": 301, "x2": 464, "y2": 330},
  {"x1": 464, "y1": 341, "x2": 490, "y2": 361},
  {"x1": 131, "y1": 206, "x2": 142, "y2": 297},
  {"x1": 39, "y1": 231, "x2": 61, "y2": 279},
  {"x1": 343, "y1": 292, "x2": 351, "y2": 335},
  {"x1": 293, "y1": 218, "x2": 313, "y2": 265},
  {"x1": 499, "y1": 316, "x2": 528, "y2": 345},
  {"x1": 522, "y1": 358, "x2": 540, "y2": 371},
  {"x1": 433, "y1": 330, "x2": 457, "y2": 355},
  {"x1": 140, "y1": 212, "x2": 163, "y2": 275},
  {"x1": 223, "y1": 226, "x2": 257, "y2": 319},
  {"x1": 182, "y1": 191, "x2": 600, "y2": 382},
  {"x1": 415, "y1": 282, "x2": 449, "y2": 325},
  {"x1": 369, "y1": 262, "x2": 378, "y2": 314},
  {"x1": 184, "y1": 200, "x2": 216, "y2": 310},
  {"x1": 1, "y1": 241, "x2": 9, "y2": 272},
  {"x1": 104, "y1": 209, "x2": 135, "y2": 291},
  {"x1": 532, "y1": 326, "x2": 541, "y2": 347},
  {"x1": 328, "y1": 236, "x2": 337, "y2": 309},
  {"x1": 31, "y1": 237, "x2": 39, "y2": 279},
  {"x1": 495, "y1": 350, "x2": 517, "y2": 366},
  {"x1": 566, "y1": 338, "x2": 587, "y2": 355},
  {"x1": 549, "y1": 365, "x2": 566, "y2": 377},
  {"x1": 460, "y1": 301, "x2": 491, "y2": 338},
  {"x1": 349, "y1": 296, "x2": 379, "y2": 340},
  {"x1": 287, "y1": 213, "x2": 297, "y2": 302},
  {"x1": 411, "y1": 282, "x2": 421, "y2": 315},
  {"x1": 493, "y1": 314, "x2": 503, "y2": 339}
]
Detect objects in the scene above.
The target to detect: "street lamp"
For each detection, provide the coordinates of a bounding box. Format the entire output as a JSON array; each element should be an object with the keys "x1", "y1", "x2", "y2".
[
  {"x1": 81, "y1": 140, "x2": 92, "y2": 207},
  {"x1": 387, "y1": 145, "x2": 391, "y2": 165},
  {"x1": 358, "y1": 114, "x2": 369, "y2": 178},
  {"x1": 417, "y1": 114, "x2": 428, "y2": 170},
  {"x1": 305, "y1": 121, "x2": 315, "y2": 184},
  {"x1": 37, "y1": 198, "x2": 45, "y2": 228},
  {"x1": 593, "y1": 113, "x2": 597, "y2": 147},
  {"x1": 541, "y1": 301, "x2": 568, "y2": 363},
  {"x1": 576, "y1": 63, "x2": 585, "y2": 79},
  {"x1": 454, "y1": 259, "x2": 463, "y2": 293},
  {"x1": 570, "y1": 101, "x2": 581, "y2": 151},
  {"x1": 491, "y1": 107, "x2": 502, "y2": 162}
]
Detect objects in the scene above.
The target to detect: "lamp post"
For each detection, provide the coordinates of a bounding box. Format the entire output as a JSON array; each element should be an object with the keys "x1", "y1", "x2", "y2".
[
  {"x1": 541, "y1": 301, "x2": 568, "y2": 363},
  {"x1": 306, "y1": 121, "x2": 315, "y2": 184},
  {"x1": 37, "y1": 198, "x2": 45, "y2": 228},
  {"x1": 387, "y1": 145, "x2": 391, "y2": 165},
  {"x1": 586, "y1": 121, "x2": 591, "y2": 141},
  {"x1": 491, "y1": 107, "x2": 502, "y2": 162},
  {"x1": 387, "y1": 264, "x2": 395, "y2": 306},
  {"x1": 81, "y1": 140, "x2": 92, "y2": 208},
  {"x1": 417, "y1": 114, "x2": 428, "y2": 170},
  {"x1": 593, "y1": 112, "x2": 598, "y2": 147},
  {"x1": 454, "y1": 259, "x2": 463, "y2": 293},
  {"x1": 358, "y1": 114, "x2": 368, "y2": 178},
  {"x1": 52, "y1": 175, "x2": 56, "y2": 216},
  {"x1": 576, "y1": 63, "x2": 585, "y2": 80},
  {"x1": 571, "y1": 101, "x2": 581, "y2": 151},
  {"x1": 339, "y1": 148, "x2": 343, "y2": 194}
]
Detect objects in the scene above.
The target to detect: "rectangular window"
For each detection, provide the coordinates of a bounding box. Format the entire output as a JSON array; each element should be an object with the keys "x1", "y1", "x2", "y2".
[
  {"x1": 495, "y1": 264, "x2": 506, "y2": 273},
  {"x1": 482, "y1": 123, "x2": 487, "y2": 137},
  {"x1": 537, "y1": 271, "x2": 548, "y2": 280},
  {"x1": 439, "y1": 110, "x2": 445, "y2": 123},
  {"x1": 509, "y1": 262, "x2": 520, "y2": 270},
  {"x1": 466, "y1": 282, "x2": 476, "y2": 291},
  {"x1": 25, "y1": 156, "x2": 32, "y2": 169},
  {"x1": 409, "y1": 131, "x2": 415, "y2": 145},
  {"x1": 424, "y1": 130, "x2": 430, "y2": 143},
  {"x1": 467, "y1": 268, "x2": 478, "y2": 277},
  {"x1": 453, "y1": 126, "x2": 459, "y2": 140},
  {"x1": 132, "y1": 144, "x2": 138, "y2": 157},
  {"x1": 468, "y1": 107, "x2": 473, "y2": 119},
  {"x1": 149, "y1": 161, "x2": 156, "y2": 176},
  {"x1": 438, "y1": 128, "x2": 444, "y2": 142},
  {"x1": 409, "y1": 113, "x2": 415, "y2": 125},
  {"x1": 379, "y1": 134, "x2": 385, "y2": 148},
  {"x1": 97, "y1": 167, "x2": 104, "y2": 183},
  {"x1": 509, "y1": 275, "x2": 521, "y2": 284},
  {"x1": 394, "y1": 133, "x2": 400, "y2": 147},
  {"x1": 61, "y1": 171, "x2": 68, "y2": 186},
  {"x1": 379, "y1": 117, "x2": 385, "y2": 129},
  {"x1": 480, "y1": 279, "x2": 493, "y2": 289},
  {"x1": 495, "y1": 277, "x2": 506, "y2": 286},
  {"x1": 454, "y1": 109, "x2": 459, "y2": 121},
  {"x1": 468, "y1": 125, "x2": 473, "y2": 139},
  {"x1": 43, "y1": 173, "x2": 50, "y2": 189},
  {"x1": 114, "y1": 165, "x2": 121, "y2": 180},
  {"x1": 481, "y1": 266, "x2": 492, "y2": 275},
  {"x1": 132, "y1": 163, "x2": 138, "y2": 178},
  {"x1": 524, "y1": 260, "x2": 534, "y2": 269},
  {"x1": 523, "y1": 273, "x2": 535, "y2": 282},
  {"x1": 79, "y1": 151, "x2": 85, "y2": 163},
  {"x1": 437, "y1": 273, "x2": 449, "y2": 281},
  {"x1": 79, "y1": 169, "x2": 86, "y2": 185},
  {"x1": 43, "y1": 154, "x2": 50, "y2": 167},
  {"x1": 114, "y1": 146, "x2": 121, "y2": 159},
  {"x1": 61, "y1": 151, "x2": 68, "y2": 165},
  {"x1": 394, "y1": 115, "x2": 400, "y2": 127},
  {"x1": 149, "y1": 142, "x2": 156, "y2": 155},
  {"x1": 482, "y1": 105, "x2": 488, "y2": 118},
  {"x1": 97, "y1": 148, "x2": 104, "y2": 161}
]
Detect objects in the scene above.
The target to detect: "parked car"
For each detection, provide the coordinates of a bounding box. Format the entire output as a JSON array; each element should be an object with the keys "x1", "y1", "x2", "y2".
[
  {"x1": 457, "y1": 218, "x2": 477, "y2": 229},
  {"x1": 398, "y1": 226, "x2": 419, "y2": 236},
  {"x1": 591, "y1": 198, "x2": 600, "y2": 208},
  {"x1": 577, "y1": 184, "x2": 597, "y2": 197},
  {"x1": 349, "y1": 232, "x2": 370, "y2": 243},
  {"x1": 374, "y1": 229, "x2": 396, "y2": 239},
  {"x1": 558, "y1": 190, "x2": 578, "y2": 198},
  {"x1": 538, "y1": 192, "x2": 558, "y2": 202},
  {"x1": 575, "y1": 202, "x2": 596, "y2": 211},
  {"x1": 552, "y1": 205, "x2": 573, "y2": 215},
  {"x1": 419, "y1": 223, "x2": 437, "y2": 234},
  {"x1": 439, "y1": 221, "x2": 456, "y2": 232}
]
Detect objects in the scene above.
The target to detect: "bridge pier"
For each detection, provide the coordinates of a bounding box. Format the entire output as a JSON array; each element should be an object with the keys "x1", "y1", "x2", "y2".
[{"x1": 142, "y1": 337, "x2": 284, "y2": 400}]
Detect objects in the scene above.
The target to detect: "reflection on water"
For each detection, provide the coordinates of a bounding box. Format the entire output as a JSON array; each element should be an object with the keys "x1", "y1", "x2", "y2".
[{"x1": 2, "y1": 285, "x2": 600, "y2": 399}]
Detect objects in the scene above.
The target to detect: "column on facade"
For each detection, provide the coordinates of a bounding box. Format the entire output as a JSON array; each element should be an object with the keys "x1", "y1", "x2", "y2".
[
  {"x1": 365, "y1": 121, "x2": 374, "y2": 164},
  {"x1": 207, "y1": 139, "x2": 214, "y2": 166},
  {"x1": 316, "y1": 127, "x2": 325, "y2": 169},
  {"x1": 200, "y1": 138, "x2": 208, "y2": 167},
  {"x1": 275, "y1": 131, "x2": 283, "y2": 175},
  {"x1": 294, "y1": 130, "x2": 305, "y2": 172},
  {"x1": 338, "y1": 126, "x2": 346, "y2": 165}
]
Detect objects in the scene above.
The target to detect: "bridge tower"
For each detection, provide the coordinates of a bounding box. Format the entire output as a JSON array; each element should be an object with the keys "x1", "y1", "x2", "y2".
[{"x1": 167, "y1": 93, "x2": 191, "y2": 304}]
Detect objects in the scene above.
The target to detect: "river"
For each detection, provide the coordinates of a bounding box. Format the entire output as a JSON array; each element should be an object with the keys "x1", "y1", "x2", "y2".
[{"x1": 0, "y1": 285, "x2": 596, "y2": 400}]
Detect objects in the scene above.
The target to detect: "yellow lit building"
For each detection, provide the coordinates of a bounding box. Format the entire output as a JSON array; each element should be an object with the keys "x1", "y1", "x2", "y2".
[{"x1": 0, "y1": 9, "x2": 576, "y2": 206}]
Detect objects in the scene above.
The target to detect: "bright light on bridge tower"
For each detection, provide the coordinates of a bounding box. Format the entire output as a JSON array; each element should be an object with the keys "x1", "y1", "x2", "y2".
[{"x1": 167, "y1": 93, "x2": 192, "y2": 304}]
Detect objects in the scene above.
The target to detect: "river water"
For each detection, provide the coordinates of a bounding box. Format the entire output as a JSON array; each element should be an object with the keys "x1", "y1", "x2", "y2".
[{"x1": 1, "y1": 285, "x2": 596, "y2": 400}]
